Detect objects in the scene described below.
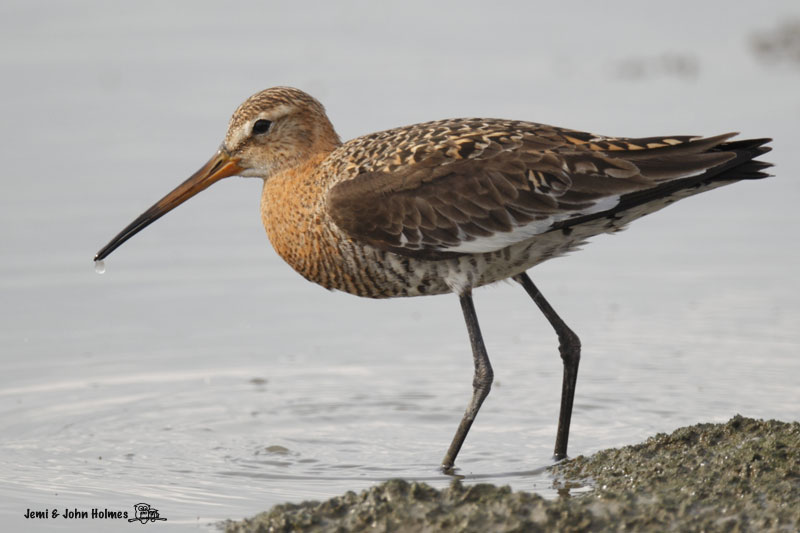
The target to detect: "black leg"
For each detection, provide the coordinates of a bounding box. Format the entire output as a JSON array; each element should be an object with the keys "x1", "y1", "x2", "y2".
[
  {"x1": 441, "y1": 289, "x2": 494, "y2": 471},
  {"x1": 513, "y1": 272, "x2": 580, "y2": 460}
]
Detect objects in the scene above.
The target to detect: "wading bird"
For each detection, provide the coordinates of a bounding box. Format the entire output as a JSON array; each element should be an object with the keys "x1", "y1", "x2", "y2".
[{"x1": 95, "y1": 87, "x2": 771, "y2": 470}]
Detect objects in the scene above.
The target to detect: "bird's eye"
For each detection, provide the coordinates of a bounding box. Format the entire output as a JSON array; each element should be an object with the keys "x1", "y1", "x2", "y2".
[{"x1": 252, "y1": 119, "x2": 272, "y2": 135}]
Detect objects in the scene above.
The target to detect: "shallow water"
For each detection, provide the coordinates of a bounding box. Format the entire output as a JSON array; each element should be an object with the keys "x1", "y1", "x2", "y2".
[{"x1": 1, "y1": 1, "x2": 799, "y2": 531}]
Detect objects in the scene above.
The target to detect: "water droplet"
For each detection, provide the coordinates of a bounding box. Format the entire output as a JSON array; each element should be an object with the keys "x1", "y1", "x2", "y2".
[{"x1": 94, "y1": 260, "x2": 106, "y2": 274}]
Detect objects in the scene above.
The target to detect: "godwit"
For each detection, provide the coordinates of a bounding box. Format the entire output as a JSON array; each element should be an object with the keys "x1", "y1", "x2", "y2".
[{"x1": 95, "y1": 87, "x2": 771, "y2": 470}]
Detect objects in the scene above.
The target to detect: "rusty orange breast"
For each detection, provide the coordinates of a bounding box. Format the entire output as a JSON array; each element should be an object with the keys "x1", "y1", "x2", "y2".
[{"x1": 260, "y1": 155, "x2": 347, "y2": 289}]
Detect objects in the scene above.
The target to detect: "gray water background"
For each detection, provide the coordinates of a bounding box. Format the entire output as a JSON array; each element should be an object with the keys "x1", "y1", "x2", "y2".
[{"x1": 1, "y1": 1, "x2": 799, "y2": 530}]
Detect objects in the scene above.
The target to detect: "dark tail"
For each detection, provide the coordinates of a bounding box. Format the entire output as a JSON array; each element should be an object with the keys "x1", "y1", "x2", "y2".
[
  {"x1": 709, "y1": 138, "x2": 773, "y2": 181},
  {"x1": 553, "y1": 136, "x2": 772, "y2": 232}
]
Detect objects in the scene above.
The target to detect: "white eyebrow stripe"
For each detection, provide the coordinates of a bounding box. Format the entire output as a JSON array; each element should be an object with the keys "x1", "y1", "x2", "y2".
[{"x1": 226, "y1": 105, "x2": 296, "y2": 148}]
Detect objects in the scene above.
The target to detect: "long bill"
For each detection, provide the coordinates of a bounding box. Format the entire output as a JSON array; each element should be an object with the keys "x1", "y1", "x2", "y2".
[{"x1": 94, "y1": 150, "x2": 243, "y2": 261}]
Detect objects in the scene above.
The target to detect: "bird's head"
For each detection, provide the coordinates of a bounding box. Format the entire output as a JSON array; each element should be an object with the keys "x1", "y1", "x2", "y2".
[
  {"x1": 223, "y1": 86, "x2": 340, "y2": 177},
  {"x1": 94, "y1": 87, "x2": 340, "y2": 262}
]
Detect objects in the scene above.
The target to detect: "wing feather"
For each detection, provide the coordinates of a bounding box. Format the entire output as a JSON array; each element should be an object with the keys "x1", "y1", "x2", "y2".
[{"x1": 326, "y1": 122, "x2": 763, "y2": 260}]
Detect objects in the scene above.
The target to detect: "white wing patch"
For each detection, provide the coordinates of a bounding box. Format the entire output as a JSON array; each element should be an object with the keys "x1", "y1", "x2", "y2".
[{"x1": 444, "y1": 194, "x2": 620, "y2": 253}]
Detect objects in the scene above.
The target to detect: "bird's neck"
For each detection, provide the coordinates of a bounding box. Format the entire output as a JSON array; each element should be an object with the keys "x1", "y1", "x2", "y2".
[{"x1": 260, "y1": 152, "x2": 344, "y2": 288}]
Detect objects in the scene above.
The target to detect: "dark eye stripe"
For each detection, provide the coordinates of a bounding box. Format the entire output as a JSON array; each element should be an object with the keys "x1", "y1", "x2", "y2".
[{"x1": 253, "y1": 119, "x2": 272, "y2": 135}]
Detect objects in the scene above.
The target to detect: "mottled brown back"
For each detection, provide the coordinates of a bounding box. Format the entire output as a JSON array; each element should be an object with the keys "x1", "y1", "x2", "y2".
[{"x1": 326, "y1": 119, "x2": 770, "y2": 260}]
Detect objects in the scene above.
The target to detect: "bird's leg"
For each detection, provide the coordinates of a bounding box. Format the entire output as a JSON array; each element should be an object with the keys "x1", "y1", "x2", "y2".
[
  {"x1": 441, "y1": 289, "x2": 494, "y2": 471},
  {"x1": 513, "y1": 272, "x2": 580, "y2": 461}
]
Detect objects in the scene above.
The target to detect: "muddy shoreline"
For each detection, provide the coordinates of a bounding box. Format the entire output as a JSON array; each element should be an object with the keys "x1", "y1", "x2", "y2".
[{"x1": 224, "y1": 416, "x2": 799, "y2": 532}]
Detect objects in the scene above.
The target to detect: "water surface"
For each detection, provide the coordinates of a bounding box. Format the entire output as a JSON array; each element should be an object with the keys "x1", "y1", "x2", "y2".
[{"x1": 1, "y1": 1, "x2": 799, "y2": 531}]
